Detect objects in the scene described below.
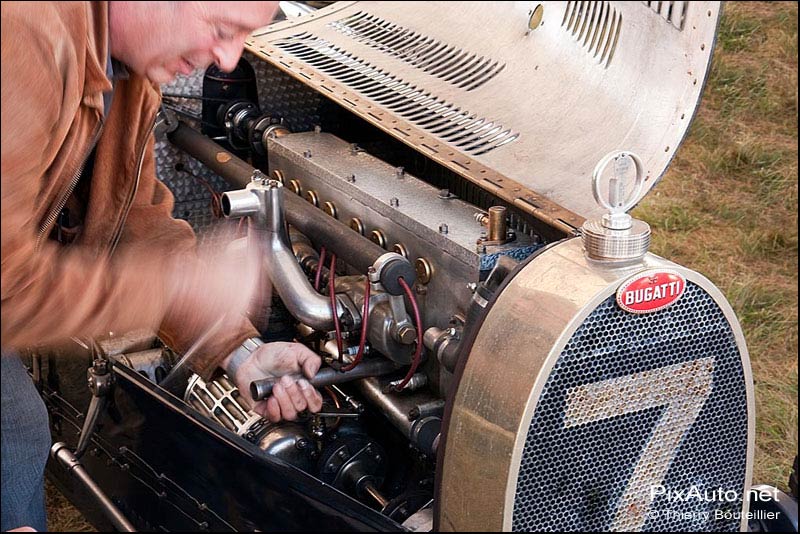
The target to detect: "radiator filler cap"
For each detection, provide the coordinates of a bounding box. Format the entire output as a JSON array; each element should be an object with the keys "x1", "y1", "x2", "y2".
[{"x1": 581, "y1": 151, "x2": 651, "y2": 262}]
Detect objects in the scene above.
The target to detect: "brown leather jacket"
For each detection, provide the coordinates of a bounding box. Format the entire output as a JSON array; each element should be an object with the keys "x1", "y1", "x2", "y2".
[{"x1": 1, "y1": 1, "x2": 258, "y2": 379}]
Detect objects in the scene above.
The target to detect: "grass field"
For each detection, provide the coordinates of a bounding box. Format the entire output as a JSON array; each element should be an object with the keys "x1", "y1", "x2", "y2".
[
  {"x1": 632, "y1": 0, "x2": 798, "y2": 492},
  {"x1": 44, "y1": 2, "x2": 798, "y2": 530}
]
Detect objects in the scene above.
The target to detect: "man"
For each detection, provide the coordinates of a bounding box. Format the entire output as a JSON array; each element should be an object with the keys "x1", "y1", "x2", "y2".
[{"x1": 1, "y1": 2, "x2": 323, "y2": 531}]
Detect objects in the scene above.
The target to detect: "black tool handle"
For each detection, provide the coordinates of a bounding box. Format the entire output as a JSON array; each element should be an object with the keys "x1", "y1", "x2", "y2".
[{"x1": 250, "y1": 359, "x2": 397, "y2": 401}]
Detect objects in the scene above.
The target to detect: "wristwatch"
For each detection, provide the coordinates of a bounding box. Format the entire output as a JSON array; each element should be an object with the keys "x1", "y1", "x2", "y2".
[{"x1": 225, "y1": 337, "x2": 264, "y2": 382}]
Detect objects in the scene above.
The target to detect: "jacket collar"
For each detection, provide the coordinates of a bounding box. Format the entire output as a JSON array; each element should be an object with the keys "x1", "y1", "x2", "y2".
[{"x1": 82, "y1": 1, "x2": 113, "y2": 113}]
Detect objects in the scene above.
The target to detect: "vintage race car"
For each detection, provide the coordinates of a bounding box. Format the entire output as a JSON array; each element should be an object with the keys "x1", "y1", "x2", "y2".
[{"x1": 36, "y1": 2, "x2": 798, "y2": 532}]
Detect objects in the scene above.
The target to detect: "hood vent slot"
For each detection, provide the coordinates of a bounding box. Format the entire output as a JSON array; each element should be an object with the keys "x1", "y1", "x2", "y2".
[
  {"x1": 328, "y1": 11, "x2": 505, "y2": 92},
  {"x1": 272, "y1": 33, "x2": 519, "y2": 155},
  {"x1": 643, "y1": 1, "x2": 688, "y2": 30},
  {"x1": 562, "y1": 1, "x2": 622, "y2": 68}
]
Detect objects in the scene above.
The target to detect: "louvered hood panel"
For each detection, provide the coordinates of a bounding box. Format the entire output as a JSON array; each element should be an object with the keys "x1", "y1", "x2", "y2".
[{"x1": 247, "y1": 1, "x2": 721, "y2": 226}]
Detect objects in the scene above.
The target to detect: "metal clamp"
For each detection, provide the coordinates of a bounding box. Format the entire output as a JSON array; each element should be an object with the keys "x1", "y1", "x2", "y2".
[
  {"x1": 74, "y1": 358, "x2": 114, "y2": 459},
  {"x1": 225, "y1": 337, "x2": 264, "y2": 383},
  {"x1": 155, "y1": 106, "x2": 179, "y2": 140},
  {"x1": 50, "y1": 357, "x2": 136, "y2": 531}
]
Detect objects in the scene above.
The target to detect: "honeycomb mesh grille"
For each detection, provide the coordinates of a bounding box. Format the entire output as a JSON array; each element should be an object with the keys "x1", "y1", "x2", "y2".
[{"x1": 512, "y1": 282, "x2": 748, "y2": 532}]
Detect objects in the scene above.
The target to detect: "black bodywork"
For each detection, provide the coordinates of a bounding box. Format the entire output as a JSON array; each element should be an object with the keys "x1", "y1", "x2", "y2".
[{"x1": 38, "y1": 352, "x2": 403, "y2": 531}]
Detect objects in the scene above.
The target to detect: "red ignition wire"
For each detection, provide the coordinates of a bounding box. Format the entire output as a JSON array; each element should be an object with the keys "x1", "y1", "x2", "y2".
[
  {"x1": 340, "y1": 276, "x2": 370, "y2": 372},
  {"x1": 329, "y1": 253, "x2": 344, "y2": 363},
  {"x1": 176, "y1": 164, "x2": 222, "y2": 218},
  {"x1": 314, "y1": 246, "x2": 327, "y2": 292},
  {"x1": 393, "y1": 277, "x2": 423, "y2": 392}
]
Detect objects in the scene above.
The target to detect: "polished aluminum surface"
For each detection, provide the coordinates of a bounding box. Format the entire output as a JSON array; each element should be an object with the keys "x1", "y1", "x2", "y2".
[
  {"x1": 581, "y1": 217, "x2": 652, "y2": 262},
  {"x1": 270, "y1": 132, "x2": 503, "y2": 264},
  {"x1": 247, "y1": 1, "x2": 721, "y2": 228},
  {"x1": 267, "y1": 131, "x2": 541, "y2": 363},
  {"x1": 581, "y1": 150, "x2": 652, "y2": 261},
  {"x1": 437, "y1": 237, "x2": 755, "y2": 532},
  {"x1": 223, "y1": 182, "x2": 343, "y2": 331}
]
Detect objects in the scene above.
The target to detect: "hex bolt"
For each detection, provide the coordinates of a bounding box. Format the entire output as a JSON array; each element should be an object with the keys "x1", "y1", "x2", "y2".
[
  {"x1": 397, "y1": 324, "x2": 417, "y2": 345},
  {"x1": 395, "y1": 166, "x2": 405, "y2": 179},
  {"x1": 439, "y1": 223, "x2": 449, "y2": 235},
  {"x1": 347, "y1": 174, "x2": 356, "y2": 183},
  {"x1": 350, "y1": 218, "x2": 364, "y2": 235},
  {"x1": 390, "y1": 197, "x2": 400, "y2": 207},
  {"x1": 303, "y1": 149, "x2": 312, "y2": 158}
]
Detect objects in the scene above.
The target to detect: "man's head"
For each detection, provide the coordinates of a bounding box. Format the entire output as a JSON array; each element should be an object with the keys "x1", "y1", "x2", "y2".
[{"x1": 109, "y1": 1, "x2": 280, "y2": 84}]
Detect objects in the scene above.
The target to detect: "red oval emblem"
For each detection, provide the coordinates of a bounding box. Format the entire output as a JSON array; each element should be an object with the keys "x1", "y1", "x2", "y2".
[{"x1": 616, "y1": 269, "x2": 686, "y2": 314}]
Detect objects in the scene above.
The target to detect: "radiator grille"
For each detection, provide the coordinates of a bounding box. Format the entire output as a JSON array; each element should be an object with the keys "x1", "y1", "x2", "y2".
[{"x1": 512, "y1": 283, "x2": 748, "y2": 531}]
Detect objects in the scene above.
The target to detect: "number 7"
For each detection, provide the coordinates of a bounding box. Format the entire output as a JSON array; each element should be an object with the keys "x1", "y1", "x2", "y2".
[{"x1": 564, "y1": 357, "x2": 715, "y2": 531}]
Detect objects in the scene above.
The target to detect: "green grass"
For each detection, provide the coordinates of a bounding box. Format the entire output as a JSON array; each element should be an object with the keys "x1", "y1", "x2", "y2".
[{"x1": 633, "y1": 1, "x2": 798, "y2": 492}]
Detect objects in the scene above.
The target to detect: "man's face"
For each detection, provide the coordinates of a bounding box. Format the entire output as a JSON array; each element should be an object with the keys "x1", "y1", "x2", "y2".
[{"x1": 116, "y1": 2, "x2": 280, "y2": 84}]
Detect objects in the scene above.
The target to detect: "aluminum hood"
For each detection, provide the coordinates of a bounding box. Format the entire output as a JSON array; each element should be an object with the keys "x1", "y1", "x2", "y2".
[{"x1": 246, "y1": 1, "x2": 721, "y2": 230}]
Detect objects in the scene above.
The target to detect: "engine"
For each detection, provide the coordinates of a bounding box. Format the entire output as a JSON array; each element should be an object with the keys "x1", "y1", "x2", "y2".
[{"x1": 41, "y1": 2, "x2": 765, "y2": 532}]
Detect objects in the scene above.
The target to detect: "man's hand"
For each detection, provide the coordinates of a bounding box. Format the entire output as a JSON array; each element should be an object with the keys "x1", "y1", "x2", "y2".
[{"x1": 225, "y1": 342, "x2": 323, "y2": 422}]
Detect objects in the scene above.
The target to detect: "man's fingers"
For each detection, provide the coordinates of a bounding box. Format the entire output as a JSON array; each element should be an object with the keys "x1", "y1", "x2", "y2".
[
  {"x1": 297, "y1": 348, "x2": 321, "y2": 379},
  {"x1": 271, "y1": 382, "x2": 298, "y2": 421},
  {"x1": 259, "y1": 397, "x2": 281, "y2": 423},
  {"x1": 299, "y1": 379, "x2": 323, "y2": 412},
  {"x1": 280, "y1": 375, "x2": 308, "y2": 413},
  {"x1": 261, "y1": 397, "x2": 281, "y2": 423}
]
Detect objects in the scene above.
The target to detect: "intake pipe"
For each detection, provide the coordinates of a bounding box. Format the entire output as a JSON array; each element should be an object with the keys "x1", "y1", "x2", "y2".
[{"x1": 221, "y1": 178, "x2": 346, "y2": 331}]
